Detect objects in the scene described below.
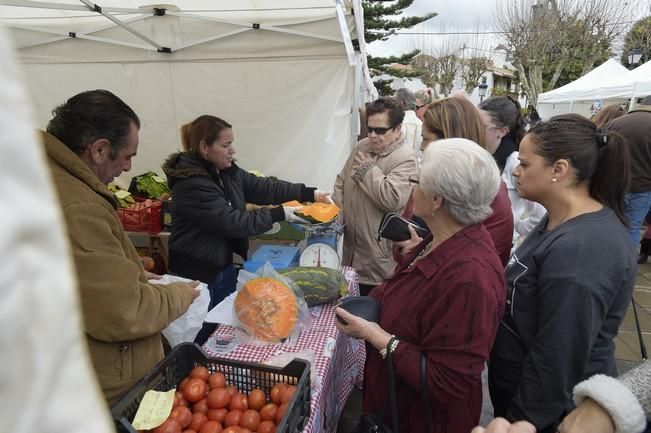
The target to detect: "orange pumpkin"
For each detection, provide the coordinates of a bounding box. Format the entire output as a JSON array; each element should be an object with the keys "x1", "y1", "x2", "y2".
[
  {"x1": 282, "y1": 200, "x2": 303, "y2": 207},
  {"x1": 296, "y1": 203, "x2": 339, "y2": 223},
  {"x1": 234, "y1": 277, "x2": 299, "y2": 342}
]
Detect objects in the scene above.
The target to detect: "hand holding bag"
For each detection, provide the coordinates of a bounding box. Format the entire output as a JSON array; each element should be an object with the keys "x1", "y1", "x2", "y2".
[{"x1": 377, "y1": 213, "x2": 429, "y2": 242}]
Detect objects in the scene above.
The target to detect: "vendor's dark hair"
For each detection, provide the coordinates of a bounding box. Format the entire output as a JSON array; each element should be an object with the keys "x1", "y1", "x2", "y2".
[
  {"x1": 366, "y1": 97, "x2": 405, "y2": 129},
  {"x1": 47, "y1": 89, "x2": 140, "y2": 159},
  {"x1": 591, "y1": 104, "x2": 625, "y2": 128},
  {"x1": 479, "y1": 95, "x2": 525, "y2": 146},
  {"x1": 528, "y1": 114, "x2": 630, "y2": 225},
  {"x1": 181, "y1": 115, "x2": 232, "y2": 156}
]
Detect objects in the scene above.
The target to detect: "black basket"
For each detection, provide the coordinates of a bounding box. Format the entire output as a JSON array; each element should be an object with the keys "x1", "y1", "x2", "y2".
[{"x1": 111, "y1": 343, "x2": 311, "y2": 433}]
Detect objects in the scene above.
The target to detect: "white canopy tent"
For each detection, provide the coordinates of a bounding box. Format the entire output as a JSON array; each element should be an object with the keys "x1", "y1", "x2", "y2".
[
  {"x1": 0, "y1": 0, "x2": 375, "y2": 190},
  {"x1": 537, "y1": 59, "x2": 632, "y2": 120}
]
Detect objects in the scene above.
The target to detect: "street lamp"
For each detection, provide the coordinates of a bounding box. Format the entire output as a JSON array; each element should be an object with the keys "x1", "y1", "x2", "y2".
[
  {"x1": 478, "y1": 77, "x2": 488, "y2": 102},
  {"x1": 628, "y1": 48, "x2": 643, "y2": 66}
]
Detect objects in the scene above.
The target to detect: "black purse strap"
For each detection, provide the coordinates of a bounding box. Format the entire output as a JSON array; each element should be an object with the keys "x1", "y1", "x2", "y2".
[
  {"x1": 421, "y1": 353, "x2": 433, "y2": 433},
  {"x1": 386, "y1": 336, "x2": 400, "y2": 433}
]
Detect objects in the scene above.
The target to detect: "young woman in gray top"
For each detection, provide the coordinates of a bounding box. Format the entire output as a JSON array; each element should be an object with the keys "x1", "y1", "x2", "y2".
[{"x1": 488, "y1": 114, "x2": 636, "y2": 433}]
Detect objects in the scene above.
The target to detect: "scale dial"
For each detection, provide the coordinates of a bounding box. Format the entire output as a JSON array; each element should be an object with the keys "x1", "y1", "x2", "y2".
[{"x1": 299, "y1": 242, "x2": 339, "y2": 269}]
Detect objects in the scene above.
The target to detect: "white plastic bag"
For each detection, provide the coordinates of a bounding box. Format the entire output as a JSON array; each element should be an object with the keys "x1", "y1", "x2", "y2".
[
  {"x1": 233, "y1": 262, "x2": 312, "y2": 345},
  {"x1": 155, "y1": 275, "x2": 210, "y2": 347}
]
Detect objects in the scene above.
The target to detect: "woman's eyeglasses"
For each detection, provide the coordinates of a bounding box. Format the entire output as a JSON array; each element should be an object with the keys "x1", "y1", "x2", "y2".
[
  {"x1": 366, "y1": 126, "x2": 393, "y2": 135},
  {"x1": 415, "y1": 104, "x2": 427, "y2": 110},
  {"x1": 408, "y1": 177, "x2": 419, "y2": 185}
]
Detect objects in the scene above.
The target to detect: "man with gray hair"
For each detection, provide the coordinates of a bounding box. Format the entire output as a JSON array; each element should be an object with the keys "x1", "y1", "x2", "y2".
[
  {"x1": 394, "y1": 88, "x2": 423, "y2": 160},
  {"x1": 607, "y1": 95, "x2": 651, "y2": 250}
]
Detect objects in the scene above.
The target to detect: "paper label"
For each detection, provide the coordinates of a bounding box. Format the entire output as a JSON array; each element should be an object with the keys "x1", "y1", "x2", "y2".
[
  {"x1": 131, "y1": 389, "x2": 175, "y2": 430},
  {"x1": 114, "y1": 190, "x2": 131, "y2": 199},
  {"x1": 152, "y1": 175, "x2": 165, "y2": 183}
]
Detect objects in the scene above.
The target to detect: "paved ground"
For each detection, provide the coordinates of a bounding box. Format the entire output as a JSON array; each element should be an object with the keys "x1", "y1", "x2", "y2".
[{"x1": 337, "y1": 259, "x2": 651, "y2": 432}]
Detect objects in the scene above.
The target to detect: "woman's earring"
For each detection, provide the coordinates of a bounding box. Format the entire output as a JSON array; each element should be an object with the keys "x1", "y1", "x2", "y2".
[{"x1": 552, "y1": 178, "x2": 558, "y2": 183}]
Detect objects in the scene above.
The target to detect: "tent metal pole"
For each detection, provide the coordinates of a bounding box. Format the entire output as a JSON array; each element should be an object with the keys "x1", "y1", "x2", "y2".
[
  {"x1": 0, "y1": 0, "x2": 139, "y2": 13},
  {"x1": 78, "y1": 0, "x2": 170, "y2": 52},
  {"x1": 335, "y1": 0, "x2": 355, "y2": 66}
]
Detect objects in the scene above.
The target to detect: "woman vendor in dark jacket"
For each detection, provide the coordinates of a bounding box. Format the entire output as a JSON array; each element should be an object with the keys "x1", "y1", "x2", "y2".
[{"x1": 163, "y1": 115, "x2": 331, "y2": 343}]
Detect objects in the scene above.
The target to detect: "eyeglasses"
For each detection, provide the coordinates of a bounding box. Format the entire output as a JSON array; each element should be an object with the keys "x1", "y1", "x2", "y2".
[
  {"x1": 408, "y1": 177, "x2": 419, "y2": 185},
  {"x1": 366, "y1": 126, "x2": 394, "y2": 135},
  {"x1": 484, "y1": 124, "x2": 499, "y2": 131},
  {"x1": 416, "y1": 104, "x2": 427, "y2": 110}
]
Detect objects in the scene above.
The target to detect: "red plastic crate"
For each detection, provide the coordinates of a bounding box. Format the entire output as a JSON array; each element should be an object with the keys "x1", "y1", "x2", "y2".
[{"x1": 117, "y1": 200, "x2": 162, "y2": 233}]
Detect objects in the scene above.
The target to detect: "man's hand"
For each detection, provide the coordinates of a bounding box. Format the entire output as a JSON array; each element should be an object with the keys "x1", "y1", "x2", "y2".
[
  {"x1": 145, "y1": 271, "x2": 162, "y2": 280},
  {"x1": 187, "y1": 281, "x2": 200, "y2": 300},
  {"x1": 314, "y1": 190, "x2": 334, "y2": 204},
  {"x1": 471, "y1": 418, "x2": 536, "y2": 433},
  {"x1": 558, "y1": 399, "x2": 615, "y2": 433}
]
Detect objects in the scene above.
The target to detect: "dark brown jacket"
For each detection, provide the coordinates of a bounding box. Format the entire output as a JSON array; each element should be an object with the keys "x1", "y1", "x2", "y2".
[{"x1": 607, "y1": 109, "x2": 651, "y2": 192}]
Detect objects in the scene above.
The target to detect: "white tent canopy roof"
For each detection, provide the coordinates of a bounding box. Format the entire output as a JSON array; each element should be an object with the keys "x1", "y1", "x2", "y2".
[
  {"x1": 628, "y1": 59, "x2": 651, "y2": 96},
  {"x1": 1, "y1": 0, "x2": 374, "y2": 190},
  {"x1": 538, "y1": 59, "x2": 633, "y2": 104}
]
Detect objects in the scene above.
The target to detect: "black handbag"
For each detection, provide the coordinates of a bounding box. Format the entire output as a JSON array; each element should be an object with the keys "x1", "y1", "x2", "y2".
[
  {"x1": 352, "y1": 340, "x2": 432, "y2": 433},
  {"x1": 377, "y1": 213, "x2": 429, "y2": 242}
]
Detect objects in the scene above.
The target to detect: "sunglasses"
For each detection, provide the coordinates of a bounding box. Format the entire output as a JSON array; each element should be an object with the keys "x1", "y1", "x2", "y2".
[
  {"x1": 366, "y1": 125, "x2": 394, "y2": 135},
  {"x1": 408, "y1": 177, "x2": 419, "y2": 185},
  {"x1": 416, "y1": 104, "x2": 427, "y2": 110}
]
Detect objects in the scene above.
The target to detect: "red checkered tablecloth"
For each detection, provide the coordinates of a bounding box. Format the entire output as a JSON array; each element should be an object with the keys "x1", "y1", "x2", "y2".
[{"x1": 202, "y1": 266, "x2": 365, "y2": 433}]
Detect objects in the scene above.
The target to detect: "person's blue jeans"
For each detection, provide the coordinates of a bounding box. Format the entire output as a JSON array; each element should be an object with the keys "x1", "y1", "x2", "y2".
[
  {"x1": 624, "y1": 192, "x2": 651, "y2": 247},
  {"x1": 194, "y1": 264, "x2": 238, "y2": 345}
]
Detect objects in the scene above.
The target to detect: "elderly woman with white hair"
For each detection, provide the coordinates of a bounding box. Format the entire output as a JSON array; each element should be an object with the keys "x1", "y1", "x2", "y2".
[{"x1": 336, "y1": 138, "x2": 507, "y2": 433}]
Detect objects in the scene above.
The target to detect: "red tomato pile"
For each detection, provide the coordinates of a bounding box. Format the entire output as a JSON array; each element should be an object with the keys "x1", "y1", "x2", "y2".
[{"x1": 140, "y1": 365, "x2": 298, "y2": 433}]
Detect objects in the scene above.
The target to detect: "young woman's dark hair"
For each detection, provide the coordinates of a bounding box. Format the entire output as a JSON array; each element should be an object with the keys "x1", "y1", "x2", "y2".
[
  {"x1": 46, "y1": 89, "x2": 140, "y2": 159},
  {"x1": 528, "y1": 113, "x2": 630, "y2": 225},
  {"x1": 591, "y1": 104, "x2": 625, "y2": 129},
  {"x1": 180, "y1": 115, "x2": 232, "y2": 156},
  {"x1": 366, "y1": 97, "x2": 405, "y2": 129},
  {"x1": 479, "y1": 95, "x2": 526, "y2": 146}
]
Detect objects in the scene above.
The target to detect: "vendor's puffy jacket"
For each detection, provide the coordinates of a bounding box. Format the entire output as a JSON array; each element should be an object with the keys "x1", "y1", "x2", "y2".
[{"x1": 163, "y1": 153, "x2": 314, "y2": 283}]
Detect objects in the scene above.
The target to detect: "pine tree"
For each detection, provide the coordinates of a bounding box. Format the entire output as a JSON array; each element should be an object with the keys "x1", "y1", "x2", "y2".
[{"x1": 363, "y1": 0, "x2": 436, "y2": 95}]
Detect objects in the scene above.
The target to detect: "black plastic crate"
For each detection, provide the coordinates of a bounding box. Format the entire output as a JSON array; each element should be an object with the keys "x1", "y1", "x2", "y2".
[{"x1": 111, "y1": 343, "x2": 311, "y2": 433}]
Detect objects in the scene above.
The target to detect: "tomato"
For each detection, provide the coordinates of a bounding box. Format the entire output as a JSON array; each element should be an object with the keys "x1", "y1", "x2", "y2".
[
  {"x1": 153, "y1": 418, "x2": 182, "y2": 433},
  {"x1": 224, "y1": 386, "x2": 238, "y2": 398},
  {"x1": 228, "y1": 393, "x2": 248, "y2": 412},
  {"x1": 182, "y1": 430, "x2": 198, "y2": 433},
  {"x1": 198, "y1": 420, "x2": 223, "y2": 433},
  {"x1": 188, "y1": 412, "x2": 208, "y2": 432},
  {"x1": 257, "y1": 420, "x2": 276, "y2": 433},
  {"x1": 190, "y1": 366, "x2": 210, "y2": 382},
  {"x1": 279, "y1": 385, "x2": 295, "y2": 404},
  {"x1": 193, "y1": 398, "x2": 209, "y2": 414},
  {"x1": 222, "y1": 427, "x2": 241, "y2": 433},
  {"x1": 179, "y1": 377, "x2": 190, "y2": 391},
  {"x1": 259, "y1": 403, "x2": 277, "y2": 422},
  {"x1": 269, "y1": 384, "x2": 286, "y2": 405},
  {"x1": 239, "y1": 429, "x2": 252, "y2": 433},
  {"x1": 207, "y1": 408, "x2": 228, "y2": 423},
  {"x1": 247, "y1": 389, "x2": 266, "y2": 411},
  {"x1": 275, "y1": 402, "x2": 289, "y2": 425},
  {"x1": 223, "y1": 410, "x2": 242, "y2": 427},
  {"x1": 208, "y1": 372, "x2": 226, "y2": 389},
  {"x1": 207, "y1": 388, "x2": 230, "y2": 409},
  {"x1": 170, "y1": 406, "x2": 193, "y2": 429},
  {"x1": 239, "y1": 409, "x2": 260, "y2": 432},
  {"x1": 184, "y1": 378, "x2": 209, "y2": 403}
]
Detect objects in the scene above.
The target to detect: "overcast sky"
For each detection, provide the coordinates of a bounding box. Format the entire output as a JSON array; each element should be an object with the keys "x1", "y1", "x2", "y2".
[{"x1": 366, "y1": 0, "x2": 651, "y2": 58}]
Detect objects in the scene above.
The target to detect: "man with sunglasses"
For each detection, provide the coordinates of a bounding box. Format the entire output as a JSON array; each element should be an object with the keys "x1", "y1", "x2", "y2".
[{"x1": 333, "y1": 97, "x2": 418, "y2": 295}]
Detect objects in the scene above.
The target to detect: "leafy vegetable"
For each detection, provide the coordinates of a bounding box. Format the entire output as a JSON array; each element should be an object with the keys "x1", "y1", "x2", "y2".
[
  {"x1": 108, "y1": 183, "x2": 136, "y2": 208},
  {"x1": 133, "y1": 171, "x2": 171, "y2": 200}
]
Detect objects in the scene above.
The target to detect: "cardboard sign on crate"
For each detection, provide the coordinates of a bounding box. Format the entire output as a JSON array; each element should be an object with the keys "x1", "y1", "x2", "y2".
[{"x1": 118, "y1": 199, "x2": 163, "y2": 233}]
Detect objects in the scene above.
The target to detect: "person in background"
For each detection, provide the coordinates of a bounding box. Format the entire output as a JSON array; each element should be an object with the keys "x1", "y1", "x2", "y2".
[
  {"x1": 637, "y1": 211, "x2": 651, "y2": 264},
  {"x1": 334, "y1": 97, "x2": 418, "y2": 295},
  {"x1": 489, "y1": 114, "x2": 636, "y2": 433},
  {"x1": 525, "y1": 105, "x2": 541, "y2": 130},
  {"x1": 0, "y1": 25, "x2": 116, "y2": 433},
  {"x1": 479, "y1": 96, "x2": 546, "y2": 249},
  {"x1": 606, "y1": 95, "x2": 651, "y2": 247},
  {"x1": 337, "y1": 138, "x2": 505, "y2": 433},
  {"x1": 591, "y1": 104, "x2": 625, "y2": 129},
  {"x1": 163, "y1": 114, "x2": 331, "y2": 344},
  {"x1": 415, "y1": 88, "x2": 434, "y2": 120},
  {"x1": 473, "y1": 360, "x2": 650, "y2": 433},
  {"x1": 43, "y1": 89, "x2": 198, "y2": 403},
  {"x1": 394, "y1": 88, "x2": 423, "y2": 159},
  {"x1": 397, "y1": 96, "x2": 514, "y2": 267}
]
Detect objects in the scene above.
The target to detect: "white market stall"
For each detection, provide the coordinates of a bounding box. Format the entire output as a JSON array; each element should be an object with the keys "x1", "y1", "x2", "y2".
[
  {"x1": 0, "y1": 0, "x2": 375, "y2": 190},
  {"x1": 537, "y1": 59, "x2": 633, "y2": 120}
]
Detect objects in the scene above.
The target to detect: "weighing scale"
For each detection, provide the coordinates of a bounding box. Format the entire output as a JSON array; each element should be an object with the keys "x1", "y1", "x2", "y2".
[{"x1": 298, "y1": 221, "x2": 344, "y2": 269}]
